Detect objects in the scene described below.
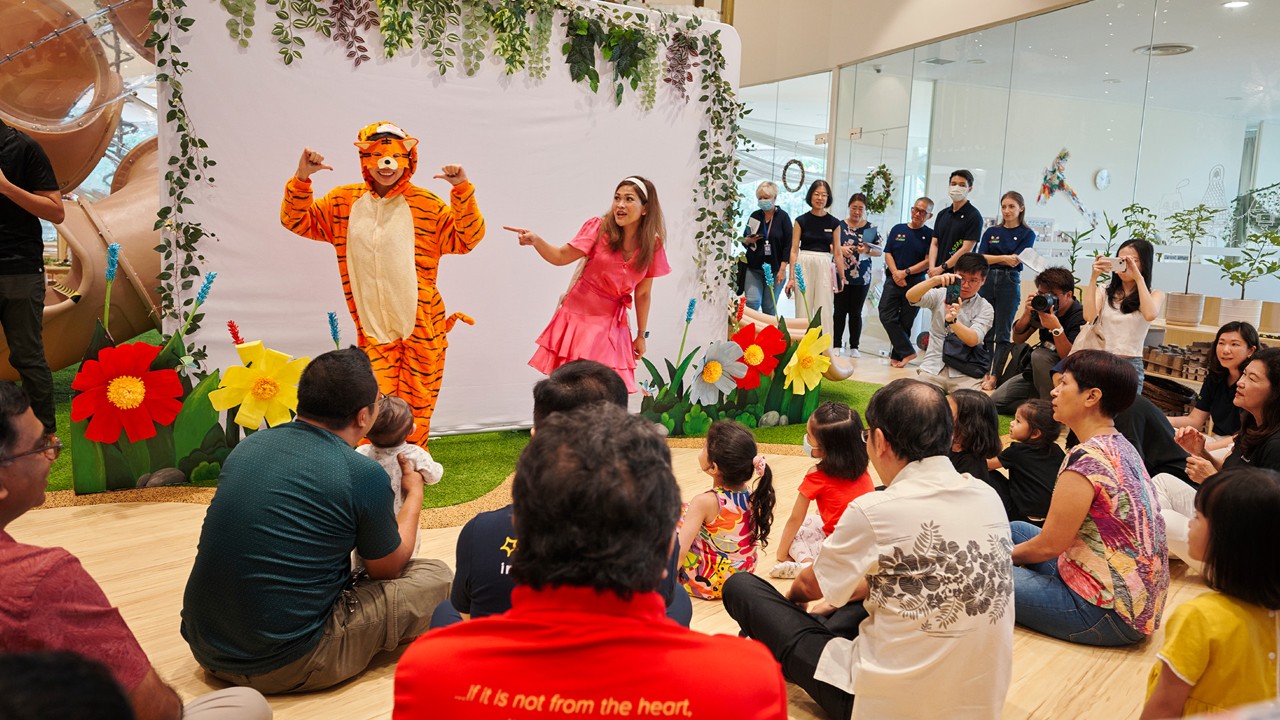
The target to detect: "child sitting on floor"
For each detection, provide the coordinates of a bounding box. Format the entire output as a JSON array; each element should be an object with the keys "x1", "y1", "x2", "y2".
[
  {"x1": 1140, "y1": 467, "x2": 1280, "y2": 718},
  {"x1": 948, "y1": 389, "x2": 1008, "y2": 511},
  {"x1": 355, "y1": 395, "x2": 442, "y2": 566},
  {"x1": 770, "y1": 401, "x2": 873, "y2": 578},
  {"x1": 678, "y1": 420, "x2": 776, "y2": 600},
  {"x1": 988, "y1": 399, "x2": 1064, "y2": 524}
]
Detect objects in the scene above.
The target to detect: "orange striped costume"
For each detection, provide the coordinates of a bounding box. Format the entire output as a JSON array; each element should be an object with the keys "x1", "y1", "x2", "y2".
[{"x1": 281, "y1": 121, "x2": 485, "y2": 445}]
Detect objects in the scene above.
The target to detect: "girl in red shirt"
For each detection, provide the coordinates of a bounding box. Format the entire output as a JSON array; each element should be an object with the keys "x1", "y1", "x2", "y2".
[{"x1": 770, "y1": 402, "x2": 874, "y2": 578}]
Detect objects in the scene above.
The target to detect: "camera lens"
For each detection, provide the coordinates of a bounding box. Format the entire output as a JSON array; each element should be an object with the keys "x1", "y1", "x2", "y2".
[{"x1": 1031, "y1": 293, "x2": 1057, "y2": 313}]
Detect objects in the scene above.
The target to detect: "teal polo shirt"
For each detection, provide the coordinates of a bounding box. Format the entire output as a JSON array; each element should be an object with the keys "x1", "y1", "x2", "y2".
[{"x1": 181, "y1": 421, "x2": 401, "y2": 675}]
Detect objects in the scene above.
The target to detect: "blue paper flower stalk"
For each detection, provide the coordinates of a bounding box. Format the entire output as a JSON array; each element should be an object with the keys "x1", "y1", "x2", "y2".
[
  {"x1": 179, "y1": 271, "x2": 217, "y2": 338},
  {"x1": 102, "y1": 243, "x2": 120, "y2": 331},
  {"x1": 762, "y1": 264, "x2": 777, "y2": 317},
  {"x1": 676, "y1": 298, "x2": 696, "y2": 362},
  {"x1": 794, "y1": 264, "x2": 812, "y2": 319},
  {"x1": 328, "y1": 311, "x2": 341, "y2": 349}
]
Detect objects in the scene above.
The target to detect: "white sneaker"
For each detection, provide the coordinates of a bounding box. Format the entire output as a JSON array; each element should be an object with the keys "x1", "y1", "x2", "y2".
[
  {"x1": 769, "y1": 561, "x2": 803, "y2": 579},
  {"x1": 848, "y1": 348, "x2": 861, "y2": 358}
]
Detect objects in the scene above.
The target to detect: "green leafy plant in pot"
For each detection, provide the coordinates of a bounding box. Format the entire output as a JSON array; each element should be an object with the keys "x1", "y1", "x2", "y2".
[
  {"x1": 1208, "y1": 228, "x2": 1280, "y2": 328},
  {"x1": 1164, "y1": 204, "x2": 1221, "y2": 325}
]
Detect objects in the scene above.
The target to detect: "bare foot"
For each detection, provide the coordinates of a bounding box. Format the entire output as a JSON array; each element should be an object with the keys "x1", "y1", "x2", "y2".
[
  {"x1": 982, "y1": 374, "x2": 997, "y2": 391},
  {"x1": 897, "y1": 353, "x2": 917, "y2": 367}
]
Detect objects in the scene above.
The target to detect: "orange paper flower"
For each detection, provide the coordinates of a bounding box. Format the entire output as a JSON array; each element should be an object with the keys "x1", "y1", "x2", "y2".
[{"x1": 71, "y1": 343, "x2": 184, "y2": 444}]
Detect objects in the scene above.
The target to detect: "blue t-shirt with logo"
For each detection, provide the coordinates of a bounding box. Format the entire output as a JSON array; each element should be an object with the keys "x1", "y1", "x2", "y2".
[
  {"x1": 978, "y1": 225, "x2": 1036, "y2": 271},
  {"x1": 884, "y1": 223, "x2": 932, "y2": 281}
]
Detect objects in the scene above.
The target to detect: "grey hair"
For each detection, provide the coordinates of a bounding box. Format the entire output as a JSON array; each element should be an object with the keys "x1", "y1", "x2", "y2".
[
  {"x1": 916, "y1": 196, "x2": 935, "y2": 213},
  {"x1": 756, "y1": 180, "x2": 779, "y2": 198}
]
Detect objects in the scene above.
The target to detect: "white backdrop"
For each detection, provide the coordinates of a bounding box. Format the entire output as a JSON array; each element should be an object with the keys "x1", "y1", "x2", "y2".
[{"x1": 163, "y1": 2, "x2": 740, "y2": 432}]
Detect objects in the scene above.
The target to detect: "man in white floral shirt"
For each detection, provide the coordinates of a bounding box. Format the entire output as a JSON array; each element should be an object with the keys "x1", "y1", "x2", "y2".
[{"x1": 723, "y1": 379, "x2": 1014, "y2": 719}]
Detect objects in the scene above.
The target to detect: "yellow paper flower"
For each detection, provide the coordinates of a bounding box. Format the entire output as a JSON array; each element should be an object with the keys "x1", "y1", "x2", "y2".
[
  {"x1": 209, "y1": 341, "x2": 310, "y2": 429},
  {"x1": 783, "y1": 328, "x2": 832, "y2": 394}
]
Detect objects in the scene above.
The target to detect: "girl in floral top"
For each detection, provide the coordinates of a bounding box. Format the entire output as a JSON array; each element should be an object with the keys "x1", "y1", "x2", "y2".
[
  {"x1": 1010, "y1": 350, "x2": 1169, "y2": 646},
  {"x1": 678, "y1": 420, "x2": 777, "y2": 600}
]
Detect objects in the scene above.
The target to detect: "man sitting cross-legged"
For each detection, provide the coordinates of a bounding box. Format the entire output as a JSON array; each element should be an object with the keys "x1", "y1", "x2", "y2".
[
  {"x1": 723, "y1": 379, "x2": 1014, "y2": 720},
  {"x1": 394, "y1": 403, "x2": 787, "y2": 719},
  {"x1": 181, "y1": 347, "x2": 451, "y2": 694},
  {"x1": 0, "y1": 382, "x2": 271, "y2": 720}
]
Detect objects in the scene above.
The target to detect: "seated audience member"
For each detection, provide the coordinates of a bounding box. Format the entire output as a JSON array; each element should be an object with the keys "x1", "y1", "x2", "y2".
[
  {"x1": 1159, "y1": 348, "x2": 1280, "y2": 569},
  {"x1": 723, "y1": 379, "x2": 1014, "y2": 720},
  {"x1": 1167, "y1": 322, "x2": 1259, "y2": 454},
  {"x1": 431, "y1": 359, "x2": 692, "y2": 627},
  {"x1": 905, "y1": 252, "x2": 994, "y2": 392},
  {"x1": 182, "y1": 348, "x2": 451, "y2": 694},
  {"x1": 947, "y1": 389, "x2": 1002, "y2": 489},
  {"x1": 1116, "y1": 395, "x2": 1193, "y2": 484},
  {"x1": 1011, "y1": 350, "x2": 1168, "y2": 647},
  {"x1": 0, "y1": 652, "x2": 134, "y2": 720},
  {"x1": 991, "y1": 267, "x2": 1085, "y2": 414},
  {"x1": 988, "y1": 399, "x2": 1064, "y2": 524},
  {"x1": 0, "y1": 382, "x2": 271, "y2": 720},
  {"x1": 1140, "y1": 467, "x2": 1280, "y2": 718},
  {"x1": 393, "y1": 404, "x2": 788, "y2": 718}
]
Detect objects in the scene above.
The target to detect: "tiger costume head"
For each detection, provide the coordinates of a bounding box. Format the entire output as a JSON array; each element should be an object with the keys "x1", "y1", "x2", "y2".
[{"x1": 354, "y1": 121, "x2": 419, "y2": 197}]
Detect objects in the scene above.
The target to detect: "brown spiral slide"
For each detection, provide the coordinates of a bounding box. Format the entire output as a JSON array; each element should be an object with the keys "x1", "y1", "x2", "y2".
[{"x1": 0, "y1": 0, "x2": 161, "y2": 379}]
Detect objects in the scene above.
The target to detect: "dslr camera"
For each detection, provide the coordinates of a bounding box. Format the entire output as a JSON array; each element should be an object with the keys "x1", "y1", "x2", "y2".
[{"x1": 1031, "y1": 293, "x2": 1058, "y2": 314}]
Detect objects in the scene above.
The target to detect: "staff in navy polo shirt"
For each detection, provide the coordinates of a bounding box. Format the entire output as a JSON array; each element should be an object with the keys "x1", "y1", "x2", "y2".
[
  {"x1": 978, "y1": 190, "x2": 1036, "y2": 389},
  {"x1": 878, "y1": 196, "x2": 934, "y2": 367},
  {"x1": 927, "y1": 169, "x2": 983, "y2": 277}
]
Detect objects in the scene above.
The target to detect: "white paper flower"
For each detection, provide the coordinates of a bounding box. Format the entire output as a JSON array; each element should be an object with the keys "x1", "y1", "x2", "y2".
[{"x1": 688, "y1": 341, "x2": 747, "y2": 407}]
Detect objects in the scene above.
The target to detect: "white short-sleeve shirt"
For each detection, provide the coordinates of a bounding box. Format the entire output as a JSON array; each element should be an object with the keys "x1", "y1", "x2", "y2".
[{"x1": 813, "y1": 455, "x2": 1014, "y2": 720}]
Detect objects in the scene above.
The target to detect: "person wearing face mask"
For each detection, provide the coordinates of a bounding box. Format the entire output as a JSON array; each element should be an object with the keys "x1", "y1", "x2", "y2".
[
  {"x1": 740, "y1": 180, "x2": 792, "y2": 315},
  {"x1": 927, "y1": 170, "x2": 983, "y2": 278}
]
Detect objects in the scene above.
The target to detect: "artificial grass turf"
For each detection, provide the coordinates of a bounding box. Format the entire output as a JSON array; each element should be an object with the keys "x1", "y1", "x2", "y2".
[{"x1": 44, "y1": 348, "x2": 1007, "y2": 503}]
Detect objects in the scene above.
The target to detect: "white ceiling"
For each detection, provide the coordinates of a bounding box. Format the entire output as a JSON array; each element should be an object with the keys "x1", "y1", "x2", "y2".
[{"x1": 742, "y1": 0, "x2": 1280, "y2": 142}]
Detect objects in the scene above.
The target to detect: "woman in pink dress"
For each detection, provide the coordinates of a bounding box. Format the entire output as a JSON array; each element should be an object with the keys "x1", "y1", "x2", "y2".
[{"x1": 505, "y1": 176, "x2": 670, "y2": 392}]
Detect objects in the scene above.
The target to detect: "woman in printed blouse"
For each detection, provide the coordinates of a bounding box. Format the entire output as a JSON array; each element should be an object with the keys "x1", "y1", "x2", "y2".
[{"x1": 1010, "y1": 349, "x2": 1169, "y2": 646}]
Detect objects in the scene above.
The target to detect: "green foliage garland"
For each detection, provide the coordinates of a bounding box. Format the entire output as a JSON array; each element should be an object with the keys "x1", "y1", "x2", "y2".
[{"x1": 148, "y1": 0, "x2": 215, "y2": 368}]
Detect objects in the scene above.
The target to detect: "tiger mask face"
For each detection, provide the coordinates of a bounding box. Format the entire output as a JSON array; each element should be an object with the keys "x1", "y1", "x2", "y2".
[{"x1": 354, "y1": 134, "x2": 419, "y2": 196}]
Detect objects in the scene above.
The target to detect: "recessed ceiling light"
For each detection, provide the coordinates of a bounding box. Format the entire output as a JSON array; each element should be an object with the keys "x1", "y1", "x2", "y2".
[
  {"x1": 1222, "y1": 1, "x2": 1249, "y2": 8},
  {"x1": 1103, "y1": 78, "x2": 1123, "y2": 84},
  {"x1": 1224, "y1": 96, "x2": 1243, "y2": 101},
  {"x1": 1133, "y1": 43, "x2": 1196, "y2": 56},
  {"x1": 919, "y1": 57, "x2": 955, "y2": 66},
  {"x1": 967, "y1": 59, "x2": 987, "y2": 65}
]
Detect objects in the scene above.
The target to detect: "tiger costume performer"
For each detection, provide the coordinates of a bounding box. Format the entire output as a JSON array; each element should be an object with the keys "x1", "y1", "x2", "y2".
[{"x1": 281, "y1": 121, "x2": 485, "y2": 445}]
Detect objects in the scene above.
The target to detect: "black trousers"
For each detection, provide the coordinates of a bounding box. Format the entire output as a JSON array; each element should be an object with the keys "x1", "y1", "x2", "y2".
[
  {"x1": 722, "y1": 572, "x2": 867, "y2": 720},
  {"x1": 832, "y1": 282, "x2": 870, "y2": 351},
  {"x1": 0, "y1": 273, "x2": 55, "y2": 434},
  {"x1": 877, "y1": 278, "x2": 921, "y2": 361}
]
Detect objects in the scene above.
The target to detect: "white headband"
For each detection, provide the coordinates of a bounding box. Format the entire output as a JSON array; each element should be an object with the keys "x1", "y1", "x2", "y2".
[{"x1": 621, "y1": 176, "x2": 648, "y2": 201}]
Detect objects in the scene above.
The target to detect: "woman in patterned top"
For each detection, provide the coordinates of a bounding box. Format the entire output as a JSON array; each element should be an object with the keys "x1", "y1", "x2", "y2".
[{"x1": 1010, "y1": 349, "x2": 1169, "y2": 646}]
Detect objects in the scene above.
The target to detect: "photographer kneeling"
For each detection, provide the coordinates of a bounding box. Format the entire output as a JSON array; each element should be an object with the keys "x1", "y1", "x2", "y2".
[{"x1": 992, "y1": 267, "x2": 1084, "y2": 414}]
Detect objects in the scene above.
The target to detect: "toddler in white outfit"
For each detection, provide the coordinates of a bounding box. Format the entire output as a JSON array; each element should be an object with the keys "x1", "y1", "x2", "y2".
[{"x1": 354, "y1": 396, "x2": 443, "y2": 568}]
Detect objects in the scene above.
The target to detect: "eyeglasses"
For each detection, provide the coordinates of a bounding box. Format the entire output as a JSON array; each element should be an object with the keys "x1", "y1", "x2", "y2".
[
  {"x1": 861, "y1": 428, "x2": 871, "y2": 444},
  {"x1": 1, "y1": 436, "x2": 62, "y2": 464},
  {"x1": 910, "y1": 207, "x2": 930, "y2": 215}
]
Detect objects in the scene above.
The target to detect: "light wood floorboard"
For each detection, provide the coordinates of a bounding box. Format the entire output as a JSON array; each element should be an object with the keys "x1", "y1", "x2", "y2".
[{"x1": 12, "y1": 438, "x2": 1204, "y2": 719}]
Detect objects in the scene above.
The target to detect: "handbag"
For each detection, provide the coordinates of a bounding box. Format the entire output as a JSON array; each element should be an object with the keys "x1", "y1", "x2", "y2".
[
  {"x1": 942, "y1": 333, "x2": 991, "y2": 379},
  {"x1": 1067, "y1": 321, "x2": 1106, "y2": 355}
]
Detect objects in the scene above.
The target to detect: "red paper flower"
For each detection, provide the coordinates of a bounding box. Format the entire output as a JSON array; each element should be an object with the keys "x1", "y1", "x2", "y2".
[
  {"x1": 730, "y1": 323, "x2": 787, "y2": 390},
  {"x1": 71, "y1": 342, "x2": 184, "y2": 444}
]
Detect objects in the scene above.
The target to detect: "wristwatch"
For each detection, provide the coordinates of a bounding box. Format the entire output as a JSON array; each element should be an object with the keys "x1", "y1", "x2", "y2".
[
  {"x1": 944, "y1": 318, "x2": 957, "y2": 326},
  {"x1": 641, "y1": 330, "x2": 650, "y2": 339},
  {"x1": 1050, "y1": 327, "x2": 1064, "y2": 337}
]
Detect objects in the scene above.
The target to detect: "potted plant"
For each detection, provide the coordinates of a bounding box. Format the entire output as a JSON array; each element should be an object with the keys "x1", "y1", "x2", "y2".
[
  {"x1": 1208, "y1": 229, "x2": 1280, "y2": 328},
  {"x1": 1164, "y1": 204, "x2": 1221, "y2": 326}
]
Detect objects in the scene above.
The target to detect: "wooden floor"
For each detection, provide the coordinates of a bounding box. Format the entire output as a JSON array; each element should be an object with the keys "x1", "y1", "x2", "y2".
[{"x1": 12, "y1": 439, "x2": 1205, "y2": 719}]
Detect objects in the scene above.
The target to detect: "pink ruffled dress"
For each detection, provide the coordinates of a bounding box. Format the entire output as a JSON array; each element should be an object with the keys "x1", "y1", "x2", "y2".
[{"x1": 529, "y1": 217, "x2": 670, "y2": 392}]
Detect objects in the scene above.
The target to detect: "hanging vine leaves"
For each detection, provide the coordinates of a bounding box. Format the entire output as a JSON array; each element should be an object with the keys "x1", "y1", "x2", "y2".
[
  {"x1": 330, "y1": 0, "x2": 377, "y2": 67},
  {"x1": 561, "y1": 9, "x2": 604, "y2": 92},
  {"x1": 487, "y1": 0, "x2": 532, "y2": 74}
]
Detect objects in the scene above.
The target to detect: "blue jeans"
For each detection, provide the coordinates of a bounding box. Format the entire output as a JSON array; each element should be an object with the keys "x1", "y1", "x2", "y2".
[
  {"x1": 1010, "y1": 522, "x2": 1146, "y2": 646},
  {"x1": 743, "y1": 266, "x2": 782, "y2": 315},
  {"x1": 980, "y1": 267, "x2": 1020, "y2": 376}
]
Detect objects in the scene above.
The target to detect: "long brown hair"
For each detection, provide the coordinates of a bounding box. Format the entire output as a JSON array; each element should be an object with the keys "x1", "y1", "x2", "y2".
[
  {"x1": 1001, "y1": 190, "x2": 1027, "y2": 228},
  {"x1": 600, "y1": 176, "x2": 665, "y2": 272}
]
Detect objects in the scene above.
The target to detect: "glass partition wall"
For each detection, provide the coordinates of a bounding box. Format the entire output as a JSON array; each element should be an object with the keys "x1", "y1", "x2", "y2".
[{"x1": 737, "y1": 0, "x2": 1280, "y2": 306}]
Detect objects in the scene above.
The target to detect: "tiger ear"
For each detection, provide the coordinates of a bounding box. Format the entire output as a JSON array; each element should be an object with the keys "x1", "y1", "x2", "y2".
[
  {"x1": 402, "y1": 138, "x2": 418, "y2": 151},
  {"x1": 353, "y1": 141, "x2": 374, "y2": 151}
]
